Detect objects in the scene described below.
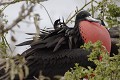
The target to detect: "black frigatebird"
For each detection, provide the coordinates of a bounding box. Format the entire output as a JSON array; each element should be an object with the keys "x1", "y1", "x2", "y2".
[{"x1": 0, "y1": 11, "x2": 112, "y2": 80}]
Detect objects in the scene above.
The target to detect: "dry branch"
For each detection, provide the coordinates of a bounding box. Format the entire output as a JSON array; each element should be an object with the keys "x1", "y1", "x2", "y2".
[
  {"x1": 65, "y1": 0, "x2": 94, "y2": 24},
  {"x1": 0, "y1": 0, "x2": 48, "y2": 5},
  {"x1": 3, "y1": 5, "x2": 34, "y2": 33}
]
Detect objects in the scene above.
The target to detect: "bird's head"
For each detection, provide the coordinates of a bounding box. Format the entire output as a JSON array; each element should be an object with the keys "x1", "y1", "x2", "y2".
[
  {"x1": 74, "y1": 11, "x2": 111, "y2": 53},
  {"x1": 75, "y1": 10, "x2": 100, "y2": 24}
]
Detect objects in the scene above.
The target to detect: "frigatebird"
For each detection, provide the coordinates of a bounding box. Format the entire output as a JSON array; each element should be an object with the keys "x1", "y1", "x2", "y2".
[
  {"x1": 109, "y1": 26, "x2": 119, "y2": 56},
  {"x1": 0, "y1": 11, "x2": 113, "y2": 80}
]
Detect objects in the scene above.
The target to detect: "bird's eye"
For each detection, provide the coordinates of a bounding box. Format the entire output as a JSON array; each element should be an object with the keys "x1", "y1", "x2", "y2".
[
  {"x1": 81, "y1": 14, "x2": 83, "y2": 16},
  {"x1": 81, "y1": 14, "x2": 85, "y2": 17}
]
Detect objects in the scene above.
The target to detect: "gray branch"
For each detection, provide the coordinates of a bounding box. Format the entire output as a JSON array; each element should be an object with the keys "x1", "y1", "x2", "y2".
[{"x1": 3, "y1": 5, "x2": 34, "y2": 33}]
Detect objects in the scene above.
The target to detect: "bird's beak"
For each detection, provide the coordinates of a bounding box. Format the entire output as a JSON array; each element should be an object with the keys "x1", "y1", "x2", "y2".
[{"x1": 85, "y1": 16, "x2": 101, "y2": 23}]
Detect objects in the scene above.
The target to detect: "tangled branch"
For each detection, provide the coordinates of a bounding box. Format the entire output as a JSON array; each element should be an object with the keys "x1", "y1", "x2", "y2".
[
  {"x1": 65, "y1": 0, "x2": 94, "y2": 24},
  {"x1": 3, "y1": 5, "x2": 34, "y2": 33}
]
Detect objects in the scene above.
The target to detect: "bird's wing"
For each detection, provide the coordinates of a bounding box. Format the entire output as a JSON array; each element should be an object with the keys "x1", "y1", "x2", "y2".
[
  {"x1": 109, "y1": 26, "x2": 120, "y2": 38},
  {"x1": 22, "y1": 48, "x2": 96, "y2": 79},
  {"x1": 17, "y1": 25, "x2": 78, "y2": 52},
  {"x1": 16, "y1": 28, "x2": 55, "y2": 46},
  {"x1": 109, "y1": 26, "x2": 120, "y2": 56}
]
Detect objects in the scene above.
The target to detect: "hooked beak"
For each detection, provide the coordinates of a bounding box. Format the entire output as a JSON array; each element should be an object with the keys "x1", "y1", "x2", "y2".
[{"x1": 85, "y1": 16, "x2": 101, "y2": 23}]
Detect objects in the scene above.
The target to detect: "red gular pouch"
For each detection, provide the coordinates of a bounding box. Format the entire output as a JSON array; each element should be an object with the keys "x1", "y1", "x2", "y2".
[
  {"x1": 84, "y1": 73, "x2": 95, "y2": 79},
  {"x1": 79, "y1": 21, "x2": 111, "y2": 79},
  {"x1": 79, "y1": 21, "x2": 111, "y2": 54}
]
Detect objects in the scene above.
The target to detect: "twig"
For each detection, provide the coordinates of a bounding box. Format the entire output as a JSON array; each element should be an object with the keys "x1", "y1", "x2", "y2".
[
  {"x1": 0, "y1": 0, "x2": 48, "y2": 5},
  {"x1": 91, "y1": 0, "x2": 94, "y2": 18},
  {"x1": 3, "y1": 5, "x2": 34, "y2": 33},
  {"x1": 40, "y1": 4, "x2": 54, "y2": 26},
  {"x1": 66, "y1": 11, "x2": 74, "y2": 23},
  {"x1": 0, "y1": 4, "x2": 10, "y2": 13},
  {"x1": 0, "y1": 0, "x2": 26, "y2": 5},
  {"x1": 34, "y1": 14, "x2": 40, "y2": 40},
  {"x1": 65, "y1": 0, "x2": 94, "y2": 24},
  {"x1": 2, "y1": 36, "x2": 12, "y2": 53}
]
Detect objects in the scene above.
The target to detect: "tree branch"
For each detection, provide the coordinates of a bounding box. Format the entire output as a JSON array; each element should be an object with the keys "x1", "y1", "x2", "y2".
[
  {"x1": 65, "y1": 0, "x2": 94, "y2": 24},
  {"x1": 3, "y1": 5, "x2": 34, "y2": 33},
  {"x1": 0, "y1": 0, "x2": 25, "y2": 5},
  {"x1": 0, "y1": 0, "x2": 48, "y2": 5}
]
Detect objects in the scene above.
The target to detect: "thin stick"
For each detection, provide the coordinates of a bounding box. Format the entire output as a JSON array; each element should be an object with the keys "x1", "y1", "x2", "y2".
[
  {"x1": 0, "y1": 0, "x2": 26, "y2": 5},
  {"x1": 3, "y1": 5, "x2": 34, "y2": 33},
  {"x1": 65, "y1": 0, "x2": 94, "y2": 24},
  {"x1": 3, "y1": 36, "x2": 12, "y2": 53},
  {"x1": 40, "y1": 4, "x2": 54, "y2": 26},
  {"x1": 91, "y1": 0, "x2": 94, "y2": 18}
]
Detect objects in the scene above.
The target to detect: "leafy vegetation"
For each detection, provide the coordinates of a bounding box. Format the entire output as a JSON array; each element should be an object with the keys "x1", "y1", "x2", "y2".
[{"x1": 64, "y1": 41, "x2": 120, "y2": 80}]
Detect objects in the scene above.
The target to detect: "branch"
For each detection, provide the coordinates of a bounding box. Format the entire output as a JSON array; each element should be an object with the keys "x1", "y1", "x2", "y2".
[
  {"x1": 3, "y1": 5, "x2": 34, "y2": 33},
  {"x1": 0, "y1": 0, "x2": 26, "y2": 5},
  {"x1": 65, "y1": 0, "x2": 94, "y2": 24},
  {"x1": 40, "y1": 4, "x2": 54, "y2": 26},
  {"x1": 0, "y1": 0, "x2": 48, "y2": 5}
]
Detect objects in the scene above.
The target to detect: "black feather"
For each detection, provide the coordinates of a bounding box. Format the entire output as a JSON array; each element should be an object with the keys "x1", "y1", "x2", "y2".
[
  {"x1": 68, "y1": 36, "x2": 72, "y2": 49},
  {"x1": 16, "y1": 40, "x2": 33, "y2": 46},
  {"x1": 53, "y1": 37, "x2": 65, "y2": 52},
  {"x1": 21, "y1": 48, "x2": 96, "y2": 79}
]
